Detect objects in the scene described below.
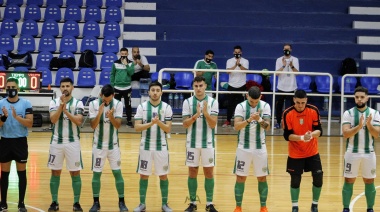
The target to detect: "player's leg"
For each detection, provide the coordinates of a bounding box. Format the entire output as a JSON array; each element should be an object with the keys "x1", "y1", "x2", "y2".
[
  {"x1": 306, "y1": 154, "x2": 323, "y2": 212},
  {"x1": 66, "y1": 142, "x2": 83, "y2": 211},
  {"x1": 47, "y1": 143, "x2": 65, "y2": 211},
  {"x1": 154, "y1": 150, "x2": 171, "y2": 211},
  {"x1": 184, "y1": 148, "x2": 200, "y2": 211},
  {"x1": 342, "y1": 152, "x2": 360, "y2": 211},
  {"x1": 89, "y1": 148, "x2": 107, "y2": 212},
  {"x1": 11, "y1": 137, "x2": 28, "y2": 211},
  {"x1": 287, "y1": 156, "x2": 304, "y2": 211},
  {"x1": 201, "y1": 148, "x2": 217, "y2": 212},
  {"x1": 108, "y1": 148, "x2": 128, "y2": 212},
  {"x1": 232, "y1": 148, "x2": 252, "y2": 211},
  {"x1": 362, "y1": 152, "x2": 376, "y2": 211},
  {"x1": 253, "y1": 149, "x2": 269, "y2": 212},
  {"x1": 134, "y1": 149, "x2": 153, "y2": 212},
  {"x1": 0, "y1": 137, "x2": 14, "y2": 210}
]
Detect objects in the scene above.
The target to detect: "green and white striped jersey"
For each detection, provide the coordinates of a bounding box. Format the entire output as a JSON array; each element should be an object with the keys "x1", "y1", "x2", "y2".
[
  {"x1": 182, "y1": 95, "x2": 219, "y2": 148},
  {"x1": 234, "y1": 100, "x2": 271, "y2": 150},
  {"x1": 342, "y1": 107, "x2": 380, "y2": 154},
  {"x1": 49, "y1": 97, "x2": 84, "y2": 144},
  {"x1": 89, "y1": 98, "x2": 123, "y2": 150},
  {"x1": 134, "y1": 101, "x2": 173, "y2": 151}
]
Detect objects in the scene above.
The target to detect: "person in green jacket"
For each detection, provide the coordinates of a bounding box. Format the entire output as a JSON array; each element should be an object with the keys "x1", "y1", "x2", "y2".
[
  {"x1": 194, "y1": 50, "x2": 218, "y2": 94},
  {"x1": 110, "y1": 47, "x2": 135, "y2": 127}
]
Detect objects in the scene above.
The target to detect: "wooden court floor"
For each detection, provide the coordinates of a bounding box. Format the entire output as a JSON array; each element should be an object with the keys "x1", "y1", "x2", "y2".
[{"x1": 2, "y1": 132, "x2": 380, "y2": 211}]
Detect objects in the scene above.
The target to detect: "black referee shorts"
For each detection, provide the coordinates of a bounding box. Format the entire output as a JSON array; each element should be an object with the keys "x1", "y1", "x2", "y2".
[
  {"x1": 0, "y1": 137, "x2": 28, "y2": 163},
  {"x1": 286, "y1": 153, "x2": 322, "y2": 175}
]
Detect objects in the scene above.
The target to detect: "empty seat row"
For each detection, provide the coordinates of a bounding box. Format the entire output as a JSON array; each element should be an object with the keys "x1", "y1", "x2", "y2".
[
  {"x1": 1, "y1": 4, "x2": 122, "y2": 22},
  {"x1": 0, "y1": 19, "x2": 121, "y2": 38},
  {"x1": 3, "y1": 0, "x2": 123, "y2": 8}
]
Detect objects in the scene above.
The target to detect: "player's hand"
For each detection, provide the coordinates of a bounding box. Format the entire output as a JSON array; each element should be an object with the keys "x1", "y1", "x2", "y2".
[
  {"x1": 359, "y1": 114, "x2": 364, "y2": 128},
  {"x1": 289, "y1": 60, "x2": 293, "y2": 67},
  {"x1": 282, "y1": 57, "x2": 286, "y2": 66},
  {"x1": 151, "y1": 116, "x2": 159, "y2": 124},
  {"x1": 250, "y1": 109, "x2": 261, "y2": 121},
  {"x1": 366, "y1": 113, "x2": 373, "y2": 127},
  {"x1": 196, "y1": 102, "x2": 201, "y2": 117},
  {"x1": 2, "y1": 106, "x2": 8, "y2": 117},
  {"x1": 202, "y1": 101, "x2": 209, "y2": 115},
  {"x1": 11, "y1": 106, "x2": 17, "y2": 118},
  {"x1": 99, "y1": 102, "x2": 105, "y2": 114},
  {"x1": 304, "y1": 131, "x2": 312, "y2": 142}
]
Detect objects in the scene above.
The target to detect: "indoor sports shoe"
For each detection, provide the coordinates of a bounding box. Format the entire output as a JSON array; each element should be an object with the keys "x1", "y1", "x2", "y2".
[
  {"x1": 222, "y1": 120, "x2": 231, "y2": 128},
  {"x1": 311, "y1": 204, "x2": 318, "y2": 212},
  {"x1": 260, "y1": 206, "x2": 268, "y2": 212},
  {"x1": 205, "y1": 204, "x2": 218, "y2": 212},
  {"x1": 292, "y1": 206, "x2": 299, "y2": 212},
  {"x1": 127, "y1": 121, "x2": 134, "y2": 128},
  {"x1": 0, "y1": 202, "x2": 8, "y2": 212},
  {"x1": 89, "y1": 202, "x2": 100, "y2": 212},
  {"x1": 18, "y1": 203, "x2": 27, "y2": 212},
  {"x1": 73, "y1": 202, "x2": 83, "y2": 211},
  {"x1": 48, "y1": 201, "x2": 59, "y2": 212},
  {"x1": 133, "y1": 204, "x2": 146, "y2": 212},
  {"x1": 342, "y1": 209, "x2": 349, "y2": 212},
  {"x1": 161, "y1": 204, "x2": 173, "y2": 212},
  {"x1": 274, "y1": 123, "x2": 281, "y2": 129},
  {"x1": 118, "y1": 201, "x2": 128, "y2": 212},
  {"x1": 184, "y1": 203, "x2": 197, "y2": 212},
  {"x1": 367, "y1": 209, "x2": 374, "y2": 212},
  {"x1": 233, "y1": 206, "x2": 242, "y2": 212}
]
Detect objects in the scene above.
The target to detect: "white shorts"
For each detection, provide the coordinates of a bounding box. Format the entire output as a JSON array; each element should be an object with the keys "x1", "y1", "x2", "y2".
[
  {"x1": 92, "y1": 147, "x2": 121, "y2": 172},
  {"x1": 137, "y1": 149, "x2": 169, "y2": 176},
  {"x1": 185, "y1": 148, "x2": 215, "y2": 167},
  {"x1": 48, "y1": 142, "x2": 83, "y2": 171},
  {"x1": 233, "y1": 148, "x2": 269, "y2": 177},
  {"x1": 344, "y1": 152, "x2": 376, "y2": 178}
]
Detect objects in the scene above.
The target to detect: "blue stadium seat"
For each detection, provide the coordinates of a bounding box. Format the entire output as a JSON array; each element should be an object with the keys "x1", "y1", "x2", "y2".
[
  {"x1": 338, "y1": 76, "x2": 357, "y2": 94},
  {"x1": 82, "y1": 21, "x2": 100, "y2": 38},
  {"x1": 14, "y1": 67, "x2": 29, "y2": 72},
  {"x1": 38, "y1": 35, "x2": 57, "y2": 52},
  {"x1": 36, "y1": 67, "x2": 52, "y2": 86},
  {"x1": 151, "y1": 72, "x2": 170, "y2": 82},
  {"x1": 269, "y1": 75, "x2": 279, "y2": 91},
  {"x1": 86, "y1": 0, "x2": 103, "y2": 8},
  {"x1": 17, "y1": 35, "x2": 36, "y2": 53},
  {"x1": 59, "y1": 51, "x2": 75, "y2": 59},
  {"x1": 41, "y1": 20, "x2": 59, "y2": 37},
  {"x1": 246, "y1": 74, "x2": 262, "y2": 84},
  {"x1": 27, "y1": 0, "x2": 44, "y2": 7},
  {"x1": 103, "y1": 21, "x2": 121, "y2": 38},
  {"x1": 36, "y1": 51, "x2": 53, "y2": 68},
  {"x1": 44, "y1": 5, "x2": 62, "y2": 22},
  {"x1": 84, "y1": 6, "x2": 102, "y2": 22},
  {"x1": 101, "y1": 36, "x2": 119, "y2": 53},
  {"x1": 0, "y1": 19, "x2": 18, "y2": 37},
  {"x1": 64, "y1": 5, "x2": 82, "y2": 22},
  {"x1": 21, "y1": 20, "x2": 39, "y2": 37},
  {"x1": 99, "y1": 68, "x2": 111, "y2": 85},
  {"x1": 55, "y1": 68, "x2": 74, "y2": 86},
  {"x1": 218, "y1": 73, "x2": 229, "y2": 91},
  {"x1": 45, "y1": 0, "x2": 63, "y2": 7},
  {"x1": 7, "y1": 0, "x2": 23, "y2": 6},
  {"x1": 175, "y1": 72, "x2": 194, "y2": 90},
  {"x1": 360, "y1": 77, "x2": 380, "y2": 94},
  {"x1": 0, "y1": 34, "x2": 14, "y2": 52},
  {"x1": 80, "y1": 36, "x2": 98, "y2": 52},
  {"x1": 62, "y1": 21, "x2": 80, "y2": 37},
  {"x1": 60, "y1": 35, "x2": 78, "y2": 53},
  {"x1": 105, "y1": 0, "x2": 123, "y2": 8},
  {"x1": 100, "y1": 52, "x2": 117, "y2": 68},
  {"x1": 66, "y1": 0, "x2": 83, "y2": 7},
  {"x1": 24, "y1": 4, "x2": 41, "y2": 21},
  {"x1": 77, "y1": 68, "x2": 96, "y2": 87},
  {"x1": 315, "y1": 76, "x2": 335, "y2": 93},
  {"x1": 104, "y1": 6, "x2": 122, "y2": 22},
  {"x1": 4, "y1": 4, "x2": 21, "y2": 21},
  {"x1": 296, "y1": 75, "x2": 312, "y2": 92},
  {"x1": 0, "y1": 51, "x2": 8, "y2": 70}
]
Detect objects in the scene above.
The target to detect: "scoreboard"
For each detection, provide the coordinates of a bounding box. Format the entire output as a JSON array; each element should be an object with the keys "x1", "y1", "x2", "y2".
[{"x1": 0, "y1": 71, "x2": 41, "y2": 90}]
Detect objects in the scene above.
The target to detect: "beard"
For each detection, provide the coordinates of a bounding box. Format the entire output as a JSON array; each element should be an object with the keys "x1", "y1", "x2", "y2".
[
  {"x1": 356, "y1": 103, "x2": 366, "y2": 108},
  {"x1": 62, "y1": 90, "x2": 70, "y2": 96}
]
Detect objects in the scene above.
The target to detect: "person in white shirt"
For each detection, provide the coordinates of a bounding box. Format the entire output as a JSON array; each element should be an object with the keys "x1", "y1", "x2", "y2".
[
  {"x1": 274, "y1": 44, "x2": 299, "y2": 129},
  {"x1": 128, "y1": 47, "x2": 151, "y2": 81},
  {"x1": 223, "y1": 45, "x2": 249, "y2": 128}
]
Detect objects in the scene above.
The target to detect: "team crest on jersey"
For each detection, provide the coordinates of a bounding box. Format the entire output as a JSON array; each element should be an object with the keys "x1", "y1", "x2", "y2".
[
  {"x1": 299, "y1": 118, "x2": 304, "y2": 125},
  {"x1": 371, "y1": 169, "x2": 376, "y2": 175},
  {"x1": 75, "y1": 162, "x2": 80, "y2": 167},
  {"x1": 163, "y1": 165, "x2": 168, "y2": 171},
  {"x1": 209, "y1": 158, "x2": 214, "y2": 163},
  {"x1": 262, "y1": 167, "x2": 268, "y2": 173}
]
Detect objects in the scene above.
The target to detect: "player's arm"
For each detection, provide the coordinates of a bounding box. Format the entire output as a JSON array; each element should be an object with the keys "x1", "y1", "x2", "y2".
[
  {"x1": 90, "y1": 107, "x2": 102, "y2": 130},
  {"x1": 234, "y1": 116, "x2": 249, "y2": 131},
  {"x1": 342, "y1": 123, "x2": 362, "y2": 139},
  {"x1": 63, "y1": 110, "x2": 83, "y2": 126},
  {"x1": 14, "y1": 107, "x2": 33, "y2": 128},
  {"x1": 50, "y1": 105, "x2": 63, "y2": 124},
  {"x1": 203, "y1": 110, "x2": 217, "y2": 129},
  {"x1": 365, "y1": 114, "x2": 380, "y2": 138},
  {"x1": 157, "y1": 120, "x2": 172, "y2": 133},
  {"x1": 260, "y1": 117, "x2": 271, "y2": 130},
  {"x1": 135, "y1": 119, "x2": 154, "y2": 132},
  {"x1": 183, "y1": 114, "x2": 199, "y2": 128}
]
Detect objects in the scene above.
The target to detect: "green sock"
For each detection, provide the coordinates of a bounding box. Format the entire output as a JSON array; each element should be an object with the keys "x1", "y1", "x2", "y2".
[
  {"x1": 139, "y1": 179, "x2": 148, "y2": 204},
  {"x1": 342, "y1": 182, "x2": 353, "y2": 208},
  {"x1": 290, "y1": 187, "x2": 300, "y2": 203},
  {"x1": 92, "y1": 172, "x2": 102, "y2": 198},
  {"x1": 312, "y1": 185, "x2": 322, "y2": 202},
  {"x1": 365, "y1": 183, "x2": 376, "y2": 209},
  {"x1": 204, "y1": 178, "x2": 214, "y2": 202},
  {"x1": 160, "y1": 179, "x2": 169, "y2": 205},
  {"x1": 258, "y1": 181, "x2": 268, "y2": 207},
  {"x1": 234, "y1": 182, "x2": 245, "y2": 207},
  {"x1": 50, "y1": 175, "x2": 60, "y2": 203},
  {"x1": 112, "y1": 170, "x2": 125, "y2": 198},
  {"x1": 71, "y1": 175, "x2": 82, "y2": 203},
  {"x1": 188, "y1": 177, "x2": 197, "y2": 202}
]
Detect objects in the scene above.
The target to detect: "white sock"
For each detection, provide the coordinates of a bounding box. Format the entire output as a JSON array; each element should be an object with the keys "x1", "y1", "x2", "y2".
[
  {"x1": 292, "y1": 202, "x2": 298, "y2": 207},
  {"x1": 312, "y1": 201, "x2": 318, "y2": 205},
  {"x1": 206, "y1": 202, "x2": 213, "y2": 206}
]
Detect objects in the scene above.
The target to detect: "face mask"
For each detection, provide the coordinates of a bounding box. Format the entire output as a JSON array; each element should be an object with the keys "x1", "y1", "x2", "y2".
[
  {"x1": 234, "y1": 54, "x2": 241, "y2": 59},
  {"x1": 284, "y1": 50, "x2": 291, "y2": 56},
  {"x1": 205, "y1": 58, "x2": 212, "y2": 63},
  {"x1": 7, "y1": 89, "x2": 17, "y2": 98},
  {"x1": 120, "y1": 56, "x2": 128, "y2": 60}
]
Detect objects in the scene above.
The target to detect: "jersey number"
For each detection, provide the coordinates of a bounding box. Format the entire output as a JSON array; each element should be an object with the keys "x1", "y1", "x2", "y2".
[
  {"x1": 48, "y1": 154, "x2": 56, "y2": 163},
  {"x1": 140, "y1": 160, "x2": 148, "y2": 169},
  {"x1": 95, "y1": 158, "x2": 102, "y2": 167},
  {"x1": 187, "y1": 151, "x2": 194, "y2": 161},
  {"x1": 237, "y1": 160, "x2": 245, "y2": 170},
  {"x1": 345, "y1": 163, "x2": 352, "y2": 173}
]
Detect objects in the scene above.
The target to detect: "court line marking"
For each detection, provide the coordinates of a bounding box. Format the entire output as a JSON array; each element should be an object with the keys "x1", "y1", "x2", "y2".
[
  {"x1": 9, "y1": 202, "x2": 45, "y2": 212},
  {"x1": 349, "y1": 185, "x2": 380, "y2": 211}
]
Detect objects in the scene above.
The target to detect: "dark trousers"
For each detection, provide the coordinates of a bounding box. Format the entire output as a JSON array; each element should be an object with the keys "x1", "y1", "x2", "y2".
[
  {"x1": 275, "y1": 90, "x2": 294, "y2": 124},
  {"x1": 227, "y1": 84, "x2": 246, "y2": 122},
  {"x1": 114, "y1": 88, "x2": 132, "y2": 122},
  {"x1": 132, "y1": 71, "x2": 150, "y2": 81}
]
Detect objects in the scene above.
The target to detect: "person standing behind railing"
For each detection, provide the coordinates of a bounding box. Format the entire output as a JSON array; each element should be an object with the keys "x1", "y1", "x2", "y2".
[{"x1": 194, "y1": 50, "x2": 218, "y2": 95}]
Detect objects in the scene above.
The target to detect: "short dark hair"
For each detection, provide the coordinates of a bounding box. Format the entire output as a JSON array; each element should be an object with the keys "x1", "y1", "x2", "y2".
[
  {"x1": 354, "y1": 86, "x2": 368, "y2": 95},
  {"x1": 60, "y1": 77, "x2": 73, "y2": 85},
  {"x1": 205, "y1": 50, "x2": 214, "y2": 55},
  {"x1": 193, "y1": 76, "x2": 206, "y2": 84},
  {"x1": 149, "y1": 81, "x2": 162, "y2": 90},
  {"x1": 101, "y1": 84, "x2": 114, "y2": 97},
  {"x1": 248, "y1": 86, "x2": 261, "y2": 99},
  {"x1": 234, "y1": 45, "x2": 242, "y2": 51},
  {"x1": 7, "y1": 77, "x2": 18, "y2": 85},
  {"x1": 294, "y1": 89, "x2": 307, "y2": 98},
  {"x1": 284, "y1": 43, "x2": 292, "y2": 49},
  {"x1": 120, "y1": 47, "x2": 128, "y2": 52}
]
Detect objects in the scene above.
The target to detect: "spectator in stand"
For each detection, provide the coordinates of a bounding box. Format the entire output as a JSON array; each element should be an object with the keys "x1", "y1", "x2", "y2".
[
  {"x1": 194, "y1": 50, "x2": 218, "y2": 95},
  {"x1": 129, "y1": 47, "x2": 151, "y2": 81}
]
